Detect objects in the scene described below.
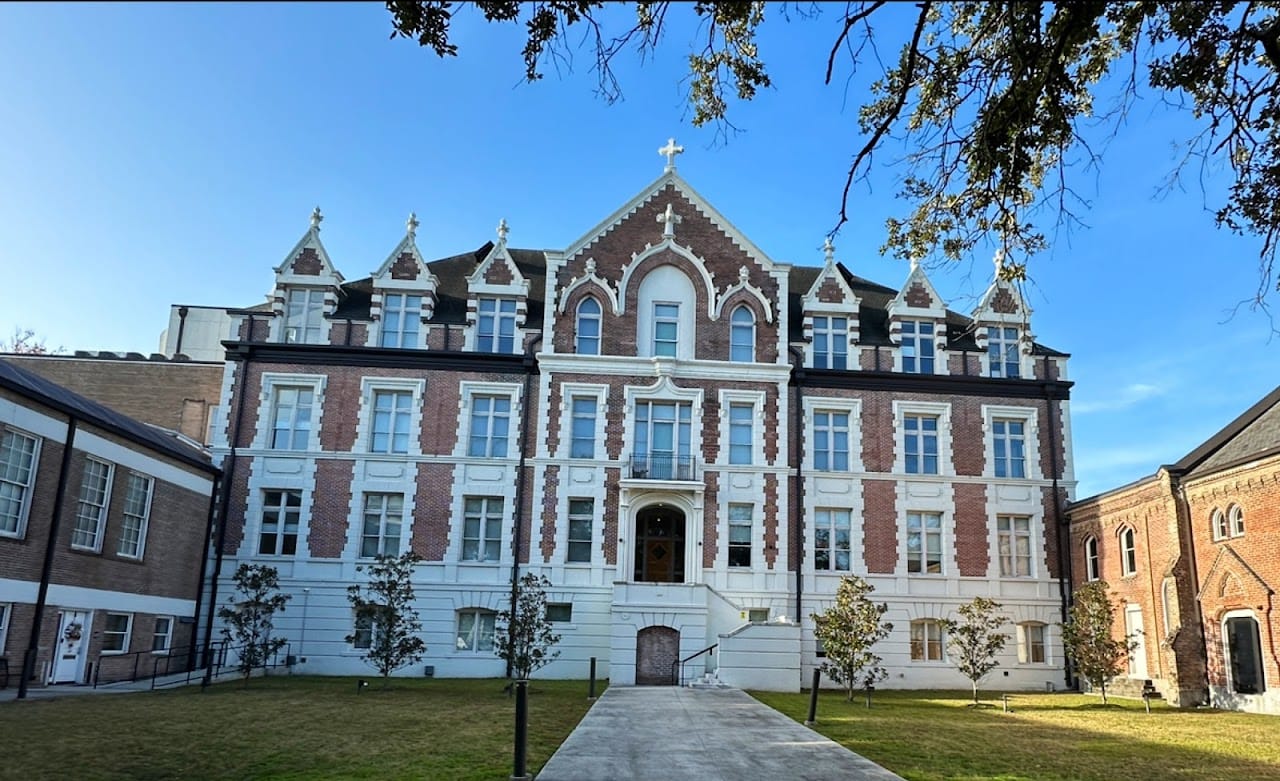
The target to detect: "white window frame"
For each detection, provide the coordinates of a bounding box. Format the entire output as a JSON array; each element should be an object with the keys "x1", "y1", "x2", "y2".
[
  {"x1": 0, "y1": 427, "x2": 40, "y2": 539},
  {"x1": 370, "y1": 389, "x2": 413, "y2": 454},
  {"x1": 987, "y1": 325, "x2": 1021, "y2": 378},
  {"x1": 455, "y1": 608, "x2": 497, "y2": 653},
  {"x1": 71, "y1": 457, "x2": 114, "y2": 552},
  {"x1": 906, "y1": 511, "x2": 944, "y2": 575},
  {"x1": 379, "y1": 292, "x2": 422, "y2": 349},
  {"x1": 575, "y1": 296, "x2": 602, "y2": 355},
  {"x1": 566, "y1": 498, "x2": 594, "y2": 564},
  {"x1": 982, "y1": 406, "x2": 1040, "y2": 481},
  {"x1": 813, "y1": 409, "x2": 851, "y2": 472},
  {"x1": 283, "y1": 288, "x2": 326, "y2": 344},
  {"x1": 727, "y1": 502, "x2": 753, "y2": 568},
  {"x1": 460, "y1": 382, "x2": 520, "y2": 459},
  {"x1": 269, "y1": 385, "x2": 315, "y2": 451},
  {"x1": 652, "y1": 302, "x2": 680, "y2": 358},
  {"x1": 729, "y1": 305, "x2": 755, "y2": 362},
  {"x1": 625, "y1": 379, "x2": 703, "y2": 478},
  {"x1": 461, "y1": 496, "x2": 504, "y2": 563},
  {"x1": 997, "y1": 515, "x2": 1034, "y2": 578},
  {"x1": 569, "y1": 397, "x2": 598, "y2": 459},
  {"x1": 810, "y1": 314, "x2": 848, "y2": 369},
  {"x1": 900, "y1": 319, "x2": 936, "y2": 374},
  {"x1": 559, "y1": 383, "x2": 607, "y2": 461},
  {"x1": 1229, "y1": 504, "x2": 1245, "y2": 537},
  {"x1": 360, "y1": 492, "x2": 405, "y2": 558},
  {"x1": 719, "y1": 389, "x2": 766, "y2": 467},
  {"x1": 903, "y1": 414, "x2": 940, "y2": 475},
  {"x1": 356, "y1": 377, "x2": 424, "y2": 457},
  {"x1": 258, "y1": 488, "x2": 302, "y2": 557},
  {"x1": 101, "y1": 613, "x2": 132, "y2": 655},
  {"x1": 546, "y1": 603, "x2": 573, "y2": 623},
  {"x1": 1017, "y1": 622, "x2": 1048, "y2": 664},
  {"x1": 803, "y1": 397, "x2": 863, "y2": 472},
  {"x1": 152, "y1": 616, "x2": 174, "y2": 654},
  {"x1": 352, "y1": 613, "x2": 374, "y2": 650},
  {"x1": 0, "y1": 602, "x2": 10, "y2": 654},
  {"x1": 813, "y1": 507, "x2": 852, "y2": 572},
  {"x1": 1211, "y1": 508, "x2": 1228, "y2": 541},
  {"x1": 1119, "y1": 526, "x2": 1137, "y2": 576},
  {"x1": 257, "y1": 373, "x2": 326, "y2": 451},
  {"x1": 477, "y1": 297, "x2": 518, "y2": 354},
  {"x1": 910, "y1": 619, "x2": 944, "y2": 662},
  {"x1": 893, "y1": 401, "x2": 952, "y2": 477},
  {"x1": 117, "y1": 472, "x2": 154, "y2": 559}
]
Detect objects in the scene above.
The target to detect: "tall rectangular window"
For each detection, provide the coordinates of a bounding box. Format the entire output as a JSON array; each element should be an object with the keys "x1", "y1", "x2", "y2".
[
  {"x1": 992, "y1": 419, "x2": 1026, "y2": 478},
  {"x1": 284, "y1": 289, "x2": 325, "y2": 344},
  {"x1": 0, "y1": 428, "x2": 39, "y2": 538},
  {"x1": 567, "y1": 498, "x2": 593, "y2": 563},
  {"x1": 728, "y1": 503, "x2": 753, "y2": 567},
  {"x1": 813, "y1": 410, "x2": 850, "y2": 471},
  {"x1": 904, "y1": 414, "x2": 939, "y2": 475},
  {"x1": 910, "y1": 619, "x2": 944, "y2": 661},
  {"x1": 575, "y1": 298, "x2": 601, "y2": 355},
  {"x1": 812, "y1": 316, "x2": 847, "y2": 369},
  {"x1": 117, "y1": 473, "x2": 153, "y2": 559},
  {"x1": 570, "y1": 397, "x2": 597, "y2": 459},
  {"x1": 462, "y1": 497, "x2": 503, "y2": 562},
  {"x1": 997, "y1": 515, "x2": 1033, "y2": 577},
  {"x1": 1018, "y1": 622, "x2": 1047, "y2": 663},
  {"x1": 728, "y1": 403, "x2": 753, "y2": 465},
  {"x1": 0, "y1": 603, "x2": 10, "y2": 654},
  {"x1": 456, "y1": 609, "x2": 496, "y2": 652},
  {"x1": 371, "y1": 390, "x2": 412, "y2": 454},
  {"x1": 71, "y1": 458, "x2": 113, "y2": 551},
  {"x1": 361, "y1": 493, "x2": 404, "y2": 558},
  {"x1": 477, "y1": 297, "x2": 517, "y2": 353},
  {"x1": 259, "y1": 489, "x2": 301, "y2": 556},
  {"x1": 152, "y1": 616, "x2": 173, "y2": 653},
  {"x1": 653, "y1": 303, "x2": 679, "y2": 357},
  {"x1": 814, "y1": 508, "x2": 851, "y2": 571},
  {"x1": 380, "y1": 293, "x2": 422, "y2": 348},
  {"x1": 729, "y1": 307, "x2": 755, "y2": 362},
  {"x1": 906, "y1": 511, "x2": 942, "y2": 574},
  {"x1": 901, "y1": 320, "x2": 935, "y2": 374},
  {"x1": 270, "y1": 386, "x2": 314, "y2": 450},
  {"x1": 468, "y1": 396, "x2": 511, "y2": 457},
  {"x1": 988, "y1": 326, "x2": 1020, "y2": 378},
  {"x1": 102, "y1": 613, "x2": 132, "y2": 654},
  {"x1": 352, "y1": 614, "x2": 374, "y2": 650},
  {"x1": 634, "y1": 401, "x2": 692, "y2": 479}
]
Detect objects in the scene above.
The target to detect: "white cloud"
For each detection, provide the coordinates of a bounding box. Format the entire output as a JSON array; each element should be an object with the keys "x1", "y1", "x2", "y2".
[{"x1": 1072, "y1": 382, "x2": 1166, "y2": 414}]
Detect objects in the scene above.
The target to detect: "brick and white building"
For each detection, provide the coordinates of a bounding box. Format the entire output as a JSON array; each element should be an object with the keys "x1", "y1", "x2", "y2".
[
  {"x1": 0, "y1": 359, "x2": 219, "y2": 692},
  {"x1": 1069, "y1": 386, "x2": 1280, "y2": 713},
  {"x1": 209, "y1": 143, "x2": 1075, "y2": 690}
]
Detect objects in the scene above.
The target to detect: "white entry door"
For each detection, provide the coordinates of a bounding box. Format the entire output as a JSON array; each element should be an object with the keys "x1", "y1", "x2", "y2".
[
  {"x1": 51, "y1": 610, "x2": 91, "y2": 684},
  {"x1": 1124, "y1": 605, "x2": 1147, "y2": 679}
]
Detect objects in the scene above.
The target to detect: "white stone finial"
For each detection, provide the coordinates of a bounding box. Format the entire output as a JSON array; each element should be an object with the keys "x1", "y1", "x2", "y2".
[
  {"x1": 406, "y1": 212, "x2": 419, "y2": 237},
  {"x1": 585, "y1": 258, "x2": 597, "y2": 275},
  {"x1": 497, "y1": 218, "x2": 509, "y2": 243},
  {"x1": 658, "y1": 137, "x2": 684, "y2": 173},
  {"x1": 993, "y1": 248, "x2": 1006, "y2": 274},
  {"x1": 310, "y1": 206, "x2": 323, "y2": 230},
  {"x1": 823, "y1": 237, "x2": 835, "y2": 264},
  {"x1": 657, "y1": 203, "x2": 682, "y2": 238},
  {"x1": 739, "y1": 266, "x2": 750, "y2": 283}
]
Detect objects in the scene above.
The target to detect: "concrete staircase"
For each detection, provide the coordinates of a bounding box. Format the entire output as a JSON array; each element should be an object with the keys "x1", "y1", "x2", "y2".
[{"x1": 686, "y1": 671, "x2": 733, "y2": 690}]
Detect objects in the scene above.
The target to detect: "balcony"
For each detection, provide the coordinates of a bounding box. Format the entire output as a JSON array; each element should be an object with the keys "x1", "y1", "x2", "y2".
[{"x1": 628, "y1": 453, "x2": 698, "y2": 481}]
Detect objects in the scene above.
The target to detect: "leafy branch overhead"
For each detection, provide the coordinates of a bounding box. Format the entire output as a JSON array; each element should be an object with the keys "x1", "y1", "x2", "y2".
[{"x1": 385, "y1": 1, "x2": 1280, "y2": 311}]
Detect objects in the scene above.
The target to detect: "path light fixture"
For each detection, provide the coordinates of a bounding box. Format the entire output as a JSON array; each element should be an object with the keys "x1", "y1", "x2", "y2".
[{"x1": 357, "y1": 679, "x2": 368, "y2": 694}]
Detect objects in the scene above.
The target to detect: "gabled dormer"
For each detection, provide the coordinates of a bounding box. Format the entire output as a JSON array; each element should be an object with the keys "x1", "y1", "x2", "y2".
[
  {"x1": 369, "y1": 213, "x2": 439, "y2": 350},
  {"x1": 971, "y1": 252, "x2": 1034, "y2": 379},
  {"x1": 800, "y1": 239, "x2": 860, "y2": 370},
  {"x1": 270, "y1": 208, "x2": 344, "y2": 345},
  {"x1": 466, "y1": 219, "x2": 531, "y2": 354},
  {"x1": 886, "y1": 259, "x2": 948, "y2": 375}
]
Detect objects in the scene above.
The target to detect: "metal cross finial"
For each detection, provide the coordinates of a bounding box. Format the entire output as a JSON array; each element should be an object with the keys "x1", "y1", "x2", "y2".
[
  {"x1": 658, "y1": 137, "x2": 684, "y2": 172},
  {"x1": 406, "y1": 212, "x2": 419, "y2": 237},
  {"x1": 823, "y1": 237, "x2": 835, "y2": 263},
  {"x1": 497, "y1": 218, "x2": 509, "y2": 243},
  {"x1": 657, "y1": 203, "x2": 682, "y2": 238},
  {"x1": 310, "y1": 206, "x2": 323, "y2": 230}
]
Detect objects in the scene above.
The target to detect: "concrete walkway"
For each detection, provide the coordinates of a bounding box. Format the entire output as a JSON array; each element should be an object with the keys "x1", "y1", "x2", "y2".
[{"x1": 537, "y1": 687, "x2": 904, "y2": 781}]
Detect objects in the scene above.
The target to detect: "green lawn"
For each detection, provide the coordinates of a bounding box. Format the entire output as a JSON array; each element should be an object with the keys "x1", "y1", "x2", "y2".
[
  {"x1": 751, "y1": 689, "x2": 1280, "y2": 781},
  {"x1": 0, "y1": 676, "x2": 601, "y2": 781}
]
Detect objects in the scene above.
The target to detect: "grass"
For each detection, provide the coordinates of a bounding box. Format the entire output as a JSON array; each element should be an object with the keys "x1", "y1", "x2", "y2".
[
  {"x1": 0, "y1": 676, "x2": 602, "y2": 781},
  {"x1": 751, "y1": 689, "x2": 1280, "y2": 781}
]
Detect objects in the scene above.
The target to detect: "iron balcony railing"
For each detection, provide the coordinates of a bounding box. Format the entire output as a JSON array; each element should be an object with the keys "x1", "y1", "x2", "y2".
[{"x1": 628, "y1": 453, "x2": 697, "y2": 481}]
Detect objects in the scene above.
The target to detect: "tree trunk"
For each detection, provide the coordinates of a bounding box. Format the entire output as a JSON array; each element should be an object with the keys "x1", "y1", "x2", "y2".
[
  {"x1": 971, "y1": 680, "x2": 979, "y2": 705},
  {"x1": 1100, "y1": 680, "x2": 1108, "y2": 705}
]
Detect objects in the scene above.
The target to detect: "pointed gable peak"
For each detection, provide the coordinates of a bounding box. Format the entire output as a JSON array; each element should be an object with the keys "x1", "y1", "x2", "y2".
[
  {"x1": 888, "y1": 256, "x2": 945, "y2": 318},
  {"x1": 373, "y1": 212, "x2": 438, "y2": 287},
  {"x1": 274, "y1": 206, "x2": 342, "y2": 284},
  {"x1": 973, "y1": 249, "x2": 1032, "y2": 323},
  {"x1": 802, "y1": 238, "x2": 859, "y2": 310},
  {"x1": 468, "y1": 218, "x2": 529, "y2": 294}
]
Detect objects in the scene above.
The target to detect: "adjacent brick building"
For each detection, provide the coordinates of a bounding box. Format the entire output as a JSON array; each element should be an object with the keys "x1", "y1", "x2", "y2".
[
  {"x1": 210, "y1": 144, "x2": 1075, "y2": 689},
  {"x1": 0, "y1": 359, "x2": 219, "y2": 693},
  {"x1": 1068, "y1": 386, "x2": 1280, "y2": 713}
]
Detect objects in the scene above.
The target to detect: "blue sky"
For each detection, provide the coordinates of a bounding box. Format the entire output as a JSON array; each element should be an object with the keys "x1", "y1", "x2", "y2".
[{"x1": 1, "y1": 3, "x2": 1275, "y2": 498}]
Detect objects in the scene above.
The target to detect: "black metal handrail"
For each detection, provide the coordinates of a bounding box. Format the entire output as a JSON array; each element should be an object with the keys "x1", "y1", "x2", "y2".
[
  {"x1": 92, "y1": 640, "x2": 228, "y2": 689},
  {"x1": 671, "y1": 643, "x2": 718, "y2": 686},
  {"x1": 629, "y1": 453, "x2": 697, "y2": 480}
]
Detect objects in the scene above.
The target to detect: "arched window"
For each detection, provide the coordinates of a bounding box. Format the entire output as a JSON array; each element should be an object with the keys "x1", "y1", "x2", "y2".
[
  {"x1": 1119, "y1": 526, "x2": 1137, "y2": 576},
  {"x1": 1084, "y1": 536, "x2": 1099, "y2": 581},
  {"x1": 1211, "y1": 508, "x2": 1228, "y2": 540},
  {"x1": 575, "y1": 297, "x2": 601, "y2": 355},
  {"x1": 1229, "y1": 504, "x2": 1245, "y2": 537},
  {"x1": 730, "y1": 306, "x2": 755, "y2": 362},
  {"x1": 1161, "y1": 577, "x2": 1178, "y2": 635}
]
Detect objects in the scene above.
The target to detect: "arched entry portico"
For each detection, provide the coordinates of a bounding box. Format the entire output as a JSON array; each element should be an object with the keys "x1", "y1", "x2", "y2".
[{"x1": 633, "y1": 504, "x2": 686, "y2": 583}]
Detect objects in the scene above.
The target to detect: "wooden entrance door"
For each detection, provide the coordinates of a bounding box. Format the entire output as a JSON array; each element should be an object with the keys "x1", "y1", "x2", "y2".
[
  {"x1": 633, "y1": 506, "x2": 685, "y2": 583},
  {"x1": 636, "y1": 626, "x2": 679, "y2": 685}
]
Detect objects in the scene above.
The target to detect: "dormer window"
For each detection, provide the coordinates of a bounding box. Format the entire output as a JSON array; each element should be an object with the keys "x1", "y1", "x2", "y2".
[
  {"x1": 477, "y1": 297, "x2": 517, "y2": 353},
  {"x1": 988, "y1": 326, "x2": 1020, "y2": 378},
  {"x1": 901, "y1": 320, "x2": 935, "y2": 374},
  {"x1": 284, "y1": 289, "x2": 325, "y2": 344},
  {"x1": 380, "y1": 293, "x2": 421, "y2": 348},
  {"x1": 812, "y1": 316, "x2": 847, "y2": 369},
  {"x1": 653, "y1": 303, "x2": 679, "y2": 358},
  {"x1": 730, "y1": 306, "x2": 755, "y2": 362},
  {"x1": 576, "y1": 297, "x2": 601, "y2": 355}
]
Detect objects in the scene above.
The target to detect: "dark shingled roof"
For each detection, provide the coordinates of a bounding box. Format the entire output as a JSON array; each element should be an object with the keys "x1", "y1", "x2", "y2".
[
  {"x1": 1175, "y1": 385, "x2": 1280, "y2": 477},
  {"x1": 0, "y1": 359, "x2": 217, "y2": 474}
]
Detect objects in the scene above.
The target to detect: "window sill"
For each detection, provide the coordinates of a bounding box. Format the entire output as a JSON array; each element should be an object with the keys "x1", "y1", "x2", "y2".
[
  {"x1": 69, "y1": 545, "x2": 103, "y2": 556},
  {"x1": 100, "y1": 650, "x2": 128, "y2": 657},
  {"x1": 0, "y1": 530, "x2": 26, "y2": 541}
]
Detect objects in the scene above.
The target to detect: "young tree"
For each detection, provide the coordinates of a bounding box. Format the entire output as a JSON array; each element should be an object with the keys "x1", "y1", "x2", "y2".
[
  {"x1": 942, "y1": 597, "x2": 1010, "y2": 705},
  {"x1": 495, "y1": 573, "x2": 562, "y2": 681},
  {"x1": 811, "y1": 574, "x2": 893, "y2": 705},
  {"x1": 218, "y1": 563, "x2": 291, "y2": 682},
  {"x1": 0, "y1": 327, "x2": 59, "y2": 355},
  {"x1": 1061, "y1": 581, "x2": 1138, "y2": 705},
  {"x1": 346, "y1": 552, "x2": 427, "y2": 685}
]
